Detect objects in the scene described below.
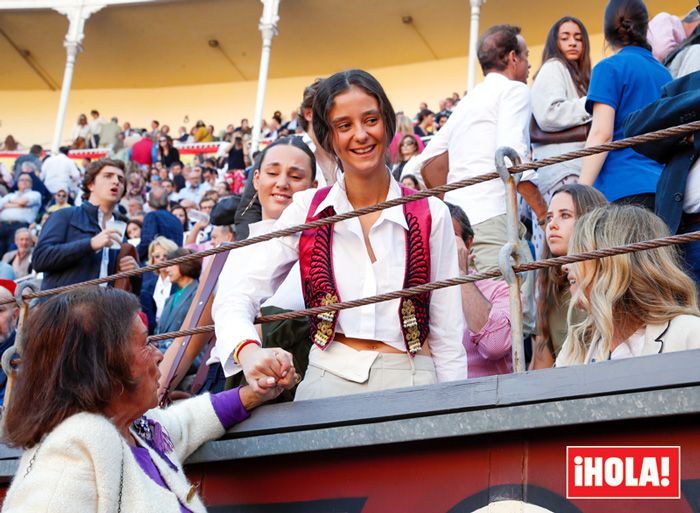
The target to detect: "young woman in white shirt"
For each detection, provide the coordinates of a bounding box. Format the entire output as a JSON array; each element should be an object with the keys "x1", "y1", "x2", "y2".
[
  {"x1": 158, "y1": 136, "x2": 317, "y2": 395},
  {"x1": 556, "y1": 205, "x2": 700, "y2": 366},
  {"x1": 213, "y1": 69, "x2": 467, "y2": 401}
]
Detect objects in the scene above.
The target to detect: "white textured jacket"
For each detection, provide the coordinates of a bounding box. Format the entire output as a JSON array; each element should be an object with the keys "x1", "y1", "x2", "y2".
[
  {"x1": 530, "y1": 58, "x2": 592, "y2": 193},
  {"x1": 2, "y1": 394, "x2": 223, "y2": 513}
]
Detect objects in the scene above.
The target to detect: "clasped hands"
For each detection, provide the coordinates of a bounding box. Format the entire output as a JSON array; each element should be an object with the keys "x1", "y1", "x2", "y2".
[{"x1": 238, "y1": 345, "x2": 299, "y2": 407}]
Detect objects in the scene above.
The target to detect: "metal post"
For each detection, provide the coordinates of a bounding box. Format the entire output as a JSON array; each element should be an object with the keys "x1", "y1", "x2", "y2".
[
  {"x1": 250, "y1": 0, "x2": 280, "y2": 155},
  {"x1": 495, "y1": 147, "x2": 527, "y2": 373},
  {"x1": 467, "y1": 0, "x2": 485, "y2": 91},
  {"x1": 1, "y1": 281, "x2": 37, "y2": 415},
  {"x1": 50, "y1": 2, "x2": 104, "y2": 155}
]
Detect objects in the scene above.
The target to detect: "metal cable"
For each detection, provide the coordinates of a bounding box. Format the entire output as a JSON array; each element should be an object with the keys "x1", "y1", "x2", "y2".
[
  {"x1": 2, "y1": 120, "x2": 697, "y2": 308},
  {"x1": 147, "y1": 229, "x2": 700, "y2": 342}
]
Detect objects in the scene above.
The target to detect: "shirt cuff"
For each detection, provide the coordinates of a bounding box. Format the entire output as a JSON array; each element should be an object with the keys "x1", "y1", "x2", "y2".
[{"x1": 210, "y1": 386, "x2": 251, "y2": 429}]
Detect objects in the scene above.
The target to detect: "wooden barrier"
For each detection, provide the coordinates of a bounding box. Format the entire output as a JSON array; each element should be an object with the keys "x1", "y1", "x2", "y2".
[{"x1": 2, "y1": 349, "x2": 700, "y2": 511}]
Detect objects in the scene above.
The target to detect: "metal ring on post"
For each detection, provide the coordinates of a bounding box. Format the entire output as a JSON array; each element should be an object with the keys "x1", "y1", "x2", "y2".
[
  {"x1": 495, "y1": 146, "x2": 527, "y2": 373},
  {"x1": 498, "y1": 243, "x2": 518, "y2": 285},
  {"x1": 498, "y1": 243, "x2": 532, "y2": 284},
  {"x1": 12, "y1": 280, "x2": 37, "y2": 357},
  {"x1": 0, "y1": 345, "x2": 17, "y2": 379},
  {"x1": 494, "y1": 147, "x2": 522, "y2": 186}
]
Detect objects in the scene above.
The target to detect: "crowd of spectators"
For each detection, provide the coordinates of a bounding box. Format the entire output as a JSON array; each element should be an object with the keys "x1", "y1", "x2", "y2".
[{"x1": 0, "y1": 0, "x2": 698, "y2": 405}]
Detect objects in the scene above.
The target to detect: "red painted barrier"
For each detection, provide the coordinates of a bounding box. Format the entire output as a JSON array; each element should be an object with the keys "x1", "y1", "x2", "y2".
[{"x1": 189, "y1": 422, "x2": 700, "y2": 512}]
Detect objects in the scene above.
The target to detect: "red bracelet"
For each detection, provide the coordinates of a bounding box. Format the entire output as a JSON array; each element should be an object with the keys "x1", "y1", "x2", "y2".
[{"x1": 232, "y1": 339, "x2": 261, "y2": 365}]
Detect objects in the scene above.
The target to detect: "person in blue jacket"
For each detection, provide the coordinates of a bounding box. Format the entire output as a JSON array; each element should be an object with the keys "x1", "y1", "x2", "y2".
[
  {"x1": 136, "y1": 186, "x2": 184, "y2": 261},
  {"x1": 624, "y1": 70, "x2": 700, "y2": 283},
  {"x1": 33, "y1": 158, "x2": 140, "y2": 293}
]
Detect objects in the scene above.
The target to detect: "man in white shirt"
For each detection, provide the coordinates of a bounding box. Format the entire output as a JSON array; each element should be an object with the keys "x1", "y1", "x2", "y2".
[
  {"x1": 404, "y1": 24, "x2": 546, "y2": 333},
  {"x1": 0, "y1": 174, "x2": 41, "y2": 258},
  {"x1": 175, "y1": 166, "x2": 211, "y2": 204},
  {"x1": 40, "y1": 146, "x2": 81, "y2": 197},
  {"x1": 407, "y1": 24, "x2": 545, "y2": 267},
  {"x1": 88, "y1": 110, "x2": 106, "y2": 148}
]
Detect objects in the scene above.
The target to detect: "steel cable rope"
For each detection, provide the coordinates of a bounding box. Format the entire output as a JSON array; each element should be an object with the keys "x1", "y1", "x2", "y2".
[
  {"x1": 147, "y1": 230, "x2": 700, "y2": 342},
  {"x1": 3, "y1": 119, "x2": 698, "y2": 309}
]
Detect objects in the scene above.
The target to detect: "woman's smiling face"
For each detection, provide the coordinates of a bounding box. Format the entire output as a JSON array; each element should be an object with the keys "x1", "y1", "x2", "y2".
[
  {"x1": 329, "y1": 86, "x2": 387, "y2": 177},
  {"x1": 253, "y1": 144, "x2": 314, "y2": 220}
]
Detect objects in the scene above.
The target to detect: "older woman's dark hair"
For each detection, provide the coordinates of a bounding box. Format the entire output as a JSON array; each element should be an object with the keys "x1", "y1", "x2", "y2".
[
  {"x1": 312, "y1": 69, "x2": 396, "y2": 160},
  {"x1": 478, "y1": 24, "x2": 523, "y2": 74},
  {"x1": 82, "y1": 158, "x2": 126, "y2": 201},
  {"x1": 3, "y1": 287, "x2": 141, "y2": 449},
  {"x1": 168, "y1": 248, "x2": 201, "y2": 280},
  {"x1": 603, "y1": 0, "x2": 651, "y2": 51},
  {"x1": 259, "y1": 135, "x2": 317, "y2": 181},
  {"x1": 538, "y1": 16, "x2": 592, "y2": 96}
]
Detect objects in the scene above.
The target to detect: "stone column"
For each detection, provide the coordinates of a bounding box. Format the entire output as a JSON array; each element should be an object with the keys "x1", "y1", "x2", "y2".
[
  {"x1": 50, "y1": 1, "x2": 104, "y2": 154},
  {"x1": 467, "y1": 0, "x2": 486, "y2": 92},
  {"x1": 250, "y1": 0, "x2": 280, "y2": 155}
]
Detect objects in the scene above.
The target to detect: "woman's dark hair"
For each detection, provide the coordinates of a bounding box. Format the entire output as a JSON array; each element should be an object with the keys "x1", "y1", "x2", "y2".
[
  {"x1": 82, "y1": 158, "x2": 127, "y2": 201},
  {"x1": 312, "y1": 69, "x2": 396, "y2": 161},
  {"x1": 417, "y1": 109, "x2": 434, "y2": 124},
  {"x1": 170, "y1": 204, "x2": 188, "y2": 229},
  {"x1": 537, "y1": 17, "x2": 591, "y2": 96},
  {"x1": 258, "y1": 135, "x2": 317, "y2": 181},
  {"x1": 401, "y1": 174, "x2": 421, "y2": 190},
  {"x1": 603, "y1": 0, "x2": 652, "y2": 51},
  {"x1": 3, "y1": 287, "x2": 141, "y2": 449},
  {"x1": 477, "y1": 24, "x2": 523, "y2": 74},
  {"x1": 535, "y1": 184, "x2": 608, "y2": 358},
  {"x1": 127, "y1": 219, "x2": 142, "y2": 232},
  {"x1": 298, "y1": 78, "x2": 323, "y2": 133},
  {"x1": 168, "y1": 248, "x2": 201, "y2": 280}
]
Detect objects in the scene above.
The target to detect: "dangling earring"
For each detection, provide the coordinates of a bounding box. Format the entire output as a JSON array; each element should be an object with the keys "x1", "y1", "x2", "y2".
[{"x1": 240, "y1": 191, "x2": 258, "y2": 217}]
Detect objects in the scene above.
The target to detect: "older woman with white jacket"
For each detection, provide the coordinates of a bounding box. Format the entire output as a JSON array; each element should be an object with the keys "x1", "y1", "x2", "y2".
[
  {"x1": 1, "y1": 287, "x2": 296, "y2": 513},
  {"x1": 529, "y1": 16, "x2": 593, "y2": 257}
]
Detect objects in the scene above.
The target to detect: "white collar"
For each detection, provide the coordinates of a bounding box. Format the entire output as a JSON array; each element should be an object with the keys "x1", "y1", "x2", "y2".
[
  {"x1": 248, "y1": 219, "x2": 276, "y2": 238},
  {"x1": 311, "y1": 175, "x2": 408, "y2": 231}
]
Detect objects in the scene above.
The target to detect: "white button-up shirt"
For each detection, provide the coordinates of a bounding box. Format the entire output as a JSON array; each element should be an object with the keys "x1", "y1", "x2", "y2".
[
  {"x1": 211, "y1": 176, "x2": 467, "y2": 382},
  {"x1": 153, "y1": 275, "x2": 173, "y2": 321},
  {"x1": 404, "y1": 72, "x2": 533, "y2": 225},
  {"x1": 40, "y1": 153, "x2": 81, "y2": 195}
]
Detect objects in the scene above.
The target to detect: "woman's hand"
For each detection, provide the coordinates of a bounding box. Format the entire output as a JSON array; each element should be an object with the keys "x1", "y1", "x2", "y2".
[
  {"x1": 238, "y1": 345, "x2": 296, "y2": 395},
  {"x1": 238, "y1": 355, "x2": 299, "y2": 410}
]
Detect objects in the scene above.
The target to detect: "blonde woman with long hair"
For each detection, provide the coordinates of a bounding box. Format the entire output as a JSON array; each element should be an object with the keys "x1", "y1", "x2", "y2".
[{"x1": 556, "y1": 205, "x2": 700, "y2": 366}]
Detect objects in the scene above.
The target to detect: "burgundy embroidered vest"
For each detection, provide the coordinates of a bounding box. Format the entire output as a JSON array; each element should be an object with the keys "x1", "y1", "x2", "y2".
[{"x1": 298, "y1": 185, "x2": 432, "y2": 355}]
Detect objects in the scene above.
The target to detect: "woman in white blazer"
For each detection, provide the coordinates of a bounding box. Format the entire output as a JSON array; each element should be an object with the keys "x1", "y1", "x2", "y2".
[
  {"x1": 556, "y1": 205, "x2": 700, "y2": 366},
  {"x1": 1, "y1": 287, "x2": 296, "y2": 513}
]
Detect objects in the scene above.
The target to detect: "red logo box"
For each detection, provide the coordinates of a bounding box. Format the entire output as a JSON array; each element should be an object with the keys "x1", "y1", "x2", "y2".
[{"x1": 566, "y1": 446, "x2": 681, "y2": 499}]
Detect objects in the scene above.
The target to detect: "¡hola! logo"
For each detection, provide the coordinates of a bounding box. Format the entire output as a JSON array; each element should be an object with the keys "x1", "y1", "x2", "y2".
[{"x1": 566, "y1": 446, "x2": 681, "y2": 499}]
